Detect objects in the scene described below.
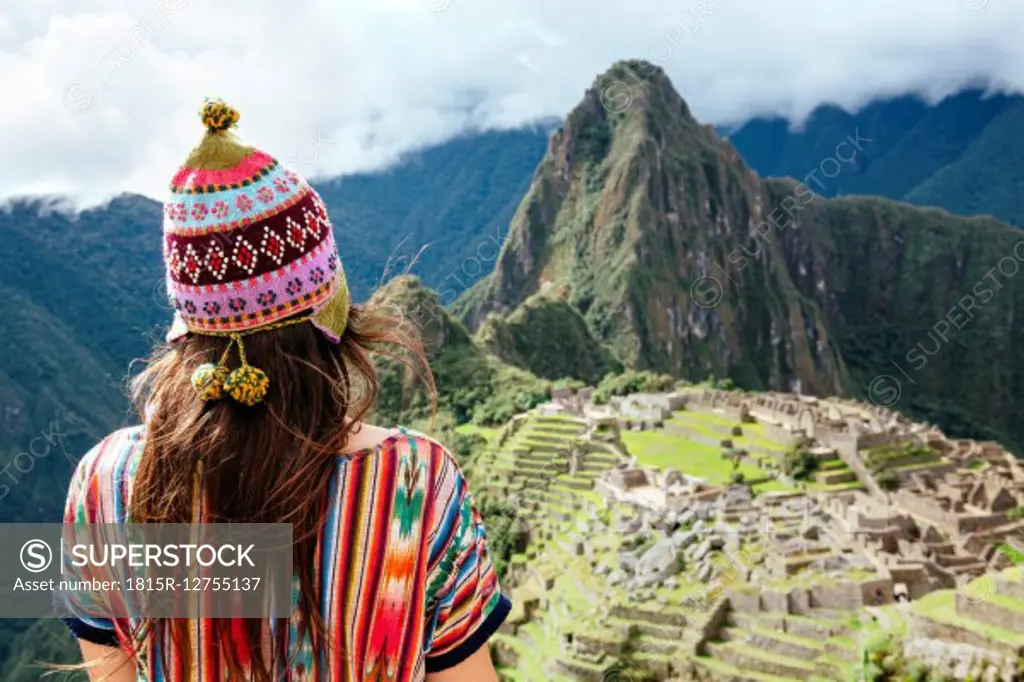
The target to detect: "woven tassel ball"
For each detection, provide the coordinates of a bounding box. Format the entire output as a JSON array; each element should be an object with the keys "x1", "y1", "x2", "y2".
[
  {"x1": 224, "y1": 366, "x2": 270, "y2": 406},
  {"x1": 184, "y1": 99, "x2": 252, "y2": 171},
  {"x1": 191, "y1": 363, "x2": 229, "y2": 401},
  {"x1": 200, "y1": 99, "x2": 240, "y2": 132}
]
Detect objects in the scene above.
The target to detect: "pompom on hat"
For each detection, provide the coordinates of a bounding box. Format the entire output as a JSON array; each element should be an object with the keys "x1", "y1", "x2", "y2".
[{"x1": 164, "y1": 99, "x2": 350, "y2": 405}]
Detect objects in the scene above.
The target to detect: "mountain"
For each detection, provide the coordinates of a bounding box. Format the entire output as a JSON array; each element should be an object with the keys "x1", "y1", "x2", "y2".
[
  {"x1": 729, "y1": 88, "x2": 1024, "y2": 227},
  {"x1": 474, "y1": 290, "x2": 622, "y2": 384},
  {"x1": 458, "y1": 60, "x2": 1024, "y2": 453},
  {"x1": 0, "y1": 196, "x2": 165, "y2": 524},
  {"x1": 317, "y1": 126, "x2": 551, "y2": 301},
  {"x1": 9, "y1": 85, "x2": 1024, "y2": 511},
  {"x1": 457, "y1": 60, "x2": 850, "y2": 395},
  {"x1": 369, "y1": 275, "x2": 552, "y2": 427}
]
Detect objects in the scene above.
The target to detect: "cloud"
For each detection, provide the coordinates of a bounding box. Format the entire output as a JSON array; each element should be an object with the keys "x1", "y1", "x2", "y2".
[{"x1": 2, "y1": 0, "x2": 1022, "y2": 206}]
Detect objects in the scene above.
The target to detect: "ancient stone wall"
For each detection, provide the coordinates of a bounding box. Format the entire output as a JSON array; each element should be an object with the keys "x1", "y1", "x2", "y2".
[
  {"x1": 762, "y1": 588, "x2": 789, "y2": 612},
  {"x1": 858, "y1": 578, "x2": 896, "y2": 605},
  {"x1": 892, "y1": 490, "x2": 953, "y2": 528},
  {"x1": 888, "y1": 565, "x2": 934, "y2": 600},
  {"x1": 996, "y1": 575, "x2": 1024, "y2": 601},
  {"x1": 787, "y1": 587, "x2": 811, "y2": 614},
  {"x1": 958, "y1": 595, "x2": 1024, "y2": 632},
  {"x1": 726, "y1": 589, "x2": 762, "y2": 613},
  {"x1": 893, "y1": 462, "x2": 959, "y2": 485},
  {"x1": 762, "y1": 422, "x2": 801, "y2": 447},
  {"x1": 694, "y1": 598, "x2": 731, "y2": 656},
  {"x1": 609, "y1": 604, "x2": 687, "y2": 627},
  {"x1": 551, "y1": 659, "x2": 605, "y2": 682},
  {"x1": 572, "y1": 633, "x2": 623, "y2": 659},
  {"x1": 908, "y1": 613, "x2": 1024, "y2": 657},
  {"x1": 858, "y1": 431, "x2": 911, "y2": 451},
  {"x1": 815, "y1": 427, "x2": 860, "y2": 459},
  {"x1": 958, "y1": 512, "x2": 1011, "y2": 534}
]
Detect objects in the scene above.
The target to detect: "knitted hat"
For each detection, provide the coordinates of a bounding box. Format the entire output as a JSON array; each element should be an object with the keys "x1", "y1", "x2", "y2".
[{"x1": 162, "y1": 100, "x2": 349, "y2": 404}]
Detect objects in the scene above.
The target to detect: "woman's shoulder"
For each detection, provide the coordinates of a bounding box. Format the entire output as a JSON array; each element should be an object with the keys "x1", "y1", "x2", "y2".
[
  {"x1": 357, "y1": 427, "x2": 469, "y2": 495},
  {"x1": 65, "y1": 426, "x2": 145, "y2": 523},
  {"x1": 361, "y1": 426, "x2": 457, "y2": 469},
  {"x1": 73, "y1": 426, "x2": 145, "y2": 479}
]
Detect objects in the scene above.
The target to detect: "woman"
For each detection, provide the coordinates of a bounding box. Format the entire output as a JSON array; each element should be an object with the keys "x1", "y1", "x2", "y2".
[{"x1": 61, "y1": 101, "x2": 510, "y2": 681}]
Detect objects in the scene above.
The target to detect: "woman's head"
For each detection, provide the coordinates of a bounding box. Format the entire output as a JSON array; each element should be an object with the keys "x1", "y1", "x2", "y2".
[
  {"x1": 124, "y1": 100, "x2": 433, "y2": 679},
  {"x1": 163, "y1": 99, "x2": 350, "y2": 350}
]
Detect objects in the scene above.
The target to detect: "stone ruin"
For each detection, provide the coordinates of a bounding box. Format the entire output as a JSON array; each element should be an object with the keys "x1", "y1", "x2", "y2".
[
  {"x1": 583, "y1": 387, "x2": 1024, "y2": 608},
  {"x1": 500, "y1": 385, "x2": 1024, "y2": 681},
  {"x1": 548, "y1": 386, "x2": 595, "y2": 416},
  {"x1": 607, "y1": 391, "x2": 688, "y2": 424},
  {"x1": 596, "y1": 462, "x2": 723, "y2": 511}
]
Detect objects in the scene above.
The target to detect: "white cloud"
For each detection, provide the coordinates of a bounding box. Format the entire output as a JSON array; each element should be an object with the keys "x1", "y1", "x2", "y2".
[{"x1": 1, "y1": 0, "x2": 1021, "y2": 206}]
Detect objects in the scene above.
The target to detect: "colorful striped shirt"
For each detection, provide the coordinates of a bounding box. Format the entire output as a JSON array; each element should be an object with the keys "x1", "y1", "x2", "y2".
[{"x1": 61, "y1": 426, "x2": 510, "y2": 681}]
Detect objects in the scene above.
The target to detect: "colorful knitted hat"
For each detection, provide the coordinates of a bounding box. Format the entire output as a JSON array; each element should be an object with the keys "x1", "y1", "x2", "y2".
[{"x1": 162, "y1": 100, "x2": 349, "y2": 404}]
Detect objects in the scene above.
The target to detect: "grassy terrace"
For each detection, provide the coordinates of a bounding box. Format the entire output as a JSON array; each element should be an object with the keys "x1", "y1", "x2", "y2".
[
  {"x1": 619, "y1": 429, "x2": 766, "y2": 482},
  {"x1": 622, "y1": 410, "x2": 795, "y2": 491},
  {"x1": 694, "y1": 655, "x2": 796, "y2": 682},
  {"x1": 669, "y1": 408, "x2": 871, "y2": 494},
  {"x1": 668, "y1": 410, "x2": 789, "y2": 455},
  {"x1": 482, "y1": 412, "x2": 627, "y2": 678},
  {"x1": 912, "y1": 589, "x2": 1024, "y2": 648},
  {"x1": 803, "y1": 451, "x2": 863, "y2": 493},
  {"x1": 455, "y1": 422, "x2": 500, "y2": 444}
]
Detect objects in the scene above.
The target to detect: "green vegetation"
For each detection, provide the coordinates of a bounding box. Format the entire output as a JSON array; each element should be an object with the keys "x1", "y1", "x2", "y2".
[
  {"x1": 857, "y1": 631, "x2": 914, "y2": 681},
  {"x1": 619, "y1": 429, "x2": 768, "y2": 484},
  {"x1": 10, "y1": 58, "x2": 1024, "y2": 681},
  {"x1": 475, "y1": 293, "x2": 621, "y2": 384},
  {"x1": 593, "y1": 370, "x2": 676, "y2": 405},
  {"x1": 998, "y1": 543, "x2": 1024, "y2": 566},
  {"x1": 912, "y1": 589, "x2": 1024, "y2": 648},
  {"x1": 862, "y1": 442, "x2": 939, "y2": 472},
  {"x1": 474, "y1": 493, "x2": 530, "y2": 582},
  {"x1": 730, "y1": 89, "x2": 1024, "y2": 228},
  {"x1": 782, "y1": 446, "x2": 820, "y2": 480},
  {"x1": 459, "y1": 60, "x2": 1024, "y2": 456},
  {"x1": 876, "y1": 472, "x2": 900, "y2": 492},
  {"x1": 371, "y1": 276, "x2": 553, "y2": 427},
  {"x1": 573, "y1": 115, "x2": 612, "y2": 165}
]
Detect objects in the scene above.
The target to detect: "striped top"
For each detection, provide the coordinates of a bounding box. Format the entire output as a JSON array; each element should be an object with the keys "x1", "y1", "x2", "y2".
[{"x1": 61, "y1": 426, "x2": 510, "y2": 681}]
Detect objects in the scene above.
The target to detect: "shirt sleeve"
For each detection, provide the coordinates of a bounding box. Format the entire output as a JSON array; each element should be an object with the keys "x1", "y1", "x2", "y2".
[
  {"x1": 58, "y1": 437, "x2": 121, "y2": 647},
  {"x1": 423, "y1": 447, "x2": 511, "y2": 673}
]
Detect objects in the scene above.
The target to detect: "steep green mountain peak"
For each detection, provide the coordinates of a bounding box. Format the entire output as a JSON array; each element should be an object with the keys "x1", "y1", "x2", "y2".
[{"x1": 458, "y1": 61, "x2": 847, "y2": 397}]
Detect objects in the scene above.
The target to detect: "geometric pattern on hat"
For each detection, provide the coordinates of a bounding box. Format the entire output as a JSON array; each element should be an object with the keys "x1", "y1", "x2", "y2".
[
  {"x1": 165, "y1": 188, "x2": 331, "y2": 286},
  {"x1": 164, "y1": 156, "x2": 305, "y2": 233},
  {"x1": 163, "y1": 99, "x2": 349, "y2": 343}
]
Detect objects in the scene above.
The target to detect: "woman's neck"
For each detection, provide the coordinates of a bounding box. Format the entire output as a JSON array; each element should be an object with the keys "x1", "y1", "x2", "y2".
[{"x1": 340, "y1": 422, "x2": 395, "y2": 454}]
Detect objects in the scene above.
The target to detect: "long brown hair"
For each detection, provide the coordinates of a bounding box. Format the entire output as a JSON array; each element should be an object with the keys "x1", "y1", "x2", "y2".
[{"x1": 126, "y1": 303, "x2": 433, "y2": 680}]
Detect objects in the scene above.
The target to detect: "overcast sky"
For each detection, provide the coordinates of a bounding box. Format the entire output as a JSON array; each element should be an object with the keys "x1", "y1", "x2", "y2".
[{"x1": 2, "y1": 0, "x2": 1021, "y2": 206}]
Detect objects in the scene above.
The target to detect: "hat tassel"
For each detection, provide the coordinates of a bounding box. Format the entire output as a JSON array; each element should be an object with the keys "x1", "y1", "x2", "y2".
[{"x1": 189, "y1": 315, "x2": 309, "y2": 406}]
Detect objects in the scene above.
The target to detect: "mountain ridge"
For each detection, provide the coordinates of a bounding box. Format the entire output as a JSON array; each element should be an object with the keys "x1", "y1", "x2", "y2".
[{"x1": 729, "y1": 88, "x2": 1024, "y2": 227}]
